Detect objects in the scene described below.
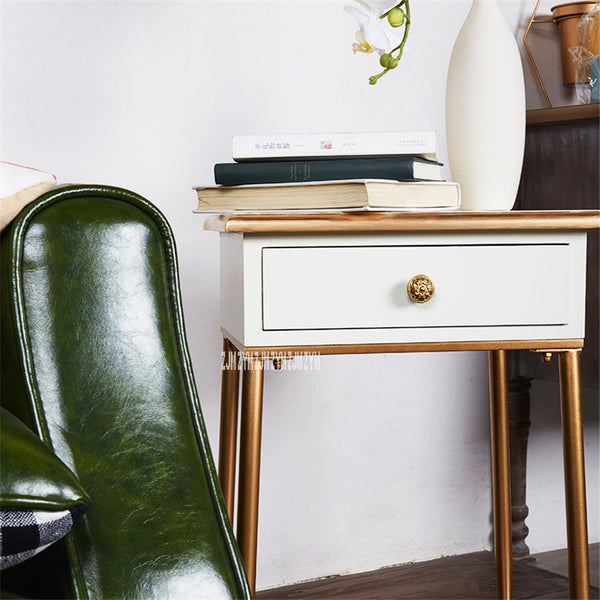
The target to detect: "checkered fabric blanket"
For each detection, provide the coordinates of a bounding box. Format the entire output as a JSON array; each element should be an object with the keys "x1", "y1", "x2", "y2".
[{"x1": 0, "y1": 507, "x2": 82, "y2": 569}]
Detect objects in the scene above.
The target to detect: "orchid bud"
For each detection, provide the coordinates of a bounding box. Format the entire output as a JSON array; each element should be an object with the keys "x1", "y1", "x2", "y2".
[
  {"x1": 387, "y1": 7, "x2": 405, "y2": 27},
  {"x1": 379, "y1": 53, "x2": 398, "y2": 69}
]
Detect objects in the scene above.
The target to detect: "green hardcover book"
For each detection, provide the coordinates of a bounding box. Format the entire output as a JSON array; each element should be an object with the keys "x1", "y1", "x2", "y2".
[{"x1": 214, "y1": 156, "x2": 443, "y2": 186}]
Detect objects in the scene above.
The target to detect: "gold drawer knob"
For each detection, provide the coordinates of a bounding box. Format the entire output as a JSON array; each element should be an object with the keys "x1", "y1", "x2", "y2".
[{"x1": 407, "y1": 274, "x2": 435, "y2": 304}]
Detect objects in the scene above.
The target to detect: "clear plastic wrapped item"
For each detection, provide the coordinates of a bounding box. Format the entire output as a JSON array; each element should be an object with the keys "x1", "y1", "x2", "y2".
[{"x1": 568, "y1": 2, "x2": 600, "y2": 103}]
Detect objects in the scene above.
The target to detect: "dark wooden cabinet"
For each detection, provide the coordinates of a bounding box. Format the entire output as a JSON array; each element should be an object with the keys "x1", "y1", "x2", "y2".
[
  {"x1": 509, "y1": 103, "x2": 599, "y2": 560},
  {"x1": 516, "y1": 104, "x2": 599, "y2": 386}
]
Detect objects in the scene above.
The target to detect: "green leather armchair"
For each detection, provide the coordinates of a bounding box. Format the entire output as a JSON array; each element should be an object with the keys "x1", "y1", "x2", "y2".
[{"x1": 0, "y1": 185, "x2": 251, "y2": 599}]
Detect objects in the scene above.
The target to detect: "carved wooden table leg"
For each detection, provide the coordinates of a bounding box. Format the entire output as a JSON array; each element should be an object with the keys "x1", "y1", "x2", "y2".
[{"x1": 507, "y1": 351, "x2": 533, "y2": 562}]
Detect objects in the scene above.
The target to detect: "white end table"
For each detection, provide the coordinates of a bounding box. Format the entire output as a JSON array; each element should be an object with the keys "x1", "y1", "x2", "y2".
[{"x1": 204, "y1": 210, "x2": 599, "y2": 599}]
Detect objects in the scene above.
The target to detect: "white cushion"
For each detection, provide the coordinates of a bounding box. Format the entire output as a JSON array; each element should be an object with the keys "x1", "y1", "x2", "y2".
[{"x1": 1, "y1": 162, "x2": 57, "y2": 231}]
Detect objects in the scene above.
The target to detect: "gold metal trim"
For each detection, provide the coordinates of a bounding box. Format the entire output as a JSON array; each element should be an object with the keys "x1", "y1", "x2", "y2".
[
  {"x1": 204, "y1": 210, "x2": 600, "y2": 234},
  {"x1": 533, "y1": 347, "x2": 588, "y2": 356},
  {"x1": 523, "y1": 0, "x2": 555, "y2": 108},
  {"x1": 218, "y1": 338, "x2": 240, "y2": 520},
  {"x1": 221, "y1": 330, "x2": 584, "y2": 356},
  {"x1": 237, "y1": 356, "x2": 265, "y2": 596},
  {"x1": 488, "y1": 350, "x2": 512, "y2": 599},
  {"x1": 558, "y1": 350, "x2": 590, "y2": 599},
  {"x1": 407, "y1": 274, "x2": 435, "y2": 303}
]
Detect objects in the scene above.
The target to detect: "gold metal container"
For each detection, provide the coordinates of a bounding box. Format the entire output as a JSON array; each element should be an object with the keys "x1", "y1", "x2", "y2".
[{"x1": 552, "y1": 2, "x2": 600, "y2": 85}]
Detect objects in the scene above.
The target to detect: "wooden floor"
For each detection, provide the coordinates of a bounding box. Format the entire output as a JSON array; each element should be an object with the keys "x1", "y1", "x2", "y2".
[
  {"x1": 534, "y1": 544, "x2": 599, "y2": 585},
  {"x1": 257, "y1": 545, "x2": 599, "y2": 600}
]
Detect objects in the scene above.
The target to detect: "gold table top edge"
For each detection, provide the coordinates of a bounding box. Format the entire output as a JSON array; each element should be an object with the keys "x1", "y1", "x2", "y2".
[{"x1": 203, "y1": 210, "x2": 600, "y2": 234}]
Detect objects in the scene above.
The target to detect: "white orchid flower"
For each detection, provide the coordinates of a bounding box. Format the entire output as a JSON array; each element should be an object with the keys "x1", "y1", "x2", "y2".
[
  {"x1": 345, "y1": 0, "x2": 411, "y2": 84},
  {"x1": 363, "y1": 0, "x2": 399, "y2": 12},
  {"x1": 344, "y1": 0, "x2": 404, "y2": 55},
  {"x1": 352, "y1": 30, "x2": 373, "y2": 54}
]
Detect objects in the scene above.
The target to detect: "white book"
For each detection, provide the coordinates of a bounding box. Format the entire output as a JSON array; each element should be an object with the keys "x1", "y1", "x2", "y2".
[{"x1": 232, "y1": 131, "x2": 438, "y2": 162}]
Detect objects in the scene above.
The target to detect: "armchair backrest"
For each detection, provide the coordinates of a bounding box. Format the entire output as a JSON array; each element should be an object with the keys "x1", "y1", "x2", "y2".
[{"x1": 1, "y1": 185, "x2": 250, "y2": 599}]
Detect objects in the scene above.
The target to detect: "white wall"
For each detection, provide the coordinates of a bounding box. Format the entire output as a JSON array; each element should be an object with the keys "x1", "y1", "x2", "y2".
[{"x1": 1, "y1": 0, "x2": 597, "y2": 591}]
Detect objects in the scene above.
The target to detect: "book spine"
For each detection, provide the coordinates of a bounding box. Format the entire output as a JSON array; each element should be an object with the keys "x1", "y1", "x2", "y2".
[
  {"x1": 232, "y1": 131, "x2": 437, "y2": 161},
  {"x1": 214, "y1": 157, "x2": 435, "y2": 186}
]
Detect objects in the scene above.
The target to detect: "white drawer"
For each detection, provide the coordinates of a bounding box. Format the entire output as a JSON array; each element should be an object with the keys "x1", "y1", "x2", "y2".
[
  {"x1": 218, "y1": 231, "x2": 586, "y2": 347},
  {"x1": 262, "y1": 244, "x2": 570, "y2": 331}
]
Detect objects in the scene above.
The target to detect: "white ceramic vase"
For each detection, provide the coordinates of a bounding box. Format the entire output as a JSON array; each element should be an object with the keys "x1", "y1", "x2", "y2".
[{"x1": 445, "y1": 0, "x2": 526, "y2": 211}]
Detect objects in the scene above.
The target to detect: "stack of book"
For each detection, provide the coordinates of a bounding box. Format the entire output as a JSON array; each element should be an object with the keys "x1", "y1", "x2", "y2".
[{"x1": 194, "y1": 131, "x2": 461, "y2": 212}]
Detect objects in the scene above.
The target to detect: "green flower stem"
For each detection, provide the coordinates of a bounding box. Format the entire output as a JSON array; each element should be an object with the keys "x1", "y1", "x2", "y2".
[{"x1": 369, "y1": 0, "x2": 411, "y2": 84}]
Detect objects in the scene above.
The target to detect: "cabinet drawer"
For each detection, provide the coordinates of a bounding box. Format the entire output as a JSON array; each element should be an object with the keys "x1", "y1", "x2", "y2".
[{"x1": 262, "y1": 244, "x2": 570, "y2": 331}]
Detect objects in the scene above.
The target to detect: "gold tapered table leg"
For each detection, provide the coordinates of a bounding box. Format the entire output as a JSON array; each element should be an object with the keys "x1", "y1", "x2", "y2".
[
  {"x1": 489, "y1": 350, "x2": 512, "y2": 600},
  {"x1": 558, "y1": 350, "x2": 590, "y2": 600},
  {"x1": 219, "y1": 338, "x2": 240, "y2": 521},
  {"x1": 237, "y1": 356, "x2": 265, "y2": 596}
]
